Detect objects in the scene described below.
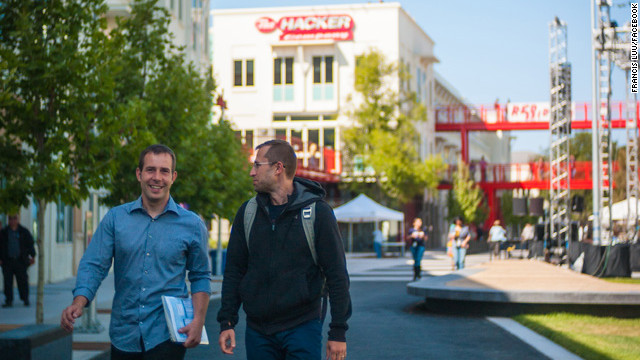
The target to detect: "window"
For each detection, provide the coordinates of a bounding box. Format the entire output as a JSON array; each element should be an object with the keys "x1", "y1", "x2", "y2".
[
  {"x1": 245, "y1": 130, "x2": 254, "y2": 150},
  {"x1": 274, "y1": 57, "x2": 294, "y2": 101},
  {"x1": 312, "y1": 56, "x2": 334, "y2": 101},
  {"x1": 179, "y1": 0, "x2": 183, "y2": 20},
  {"x1": 324, "y1": 128, "x2": 335, "y2": 149},
  {"x1": 234, "y1": 59, "x2": 254, "y2": 87},
  {"x1": 56, "y1": 199, "x2": 72, "y2": 243}
]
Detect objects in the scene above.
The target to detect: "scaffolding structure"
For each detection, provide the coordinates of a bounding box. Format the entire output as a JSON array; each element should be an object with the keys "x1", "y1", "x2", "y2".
[
  {"x1": 591, "y1": 0, "x2": 639, "y2": 244},
  {"x1": 549, "y1": 17, "x2": 572, "y2": 251}
]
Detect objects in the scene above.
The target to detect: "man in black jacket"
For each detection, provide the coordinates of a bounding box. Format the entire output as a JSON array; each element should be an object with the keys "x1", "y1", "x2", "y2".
[
  {"x1": 218, "y1": 140, "x2": 351, "y2": 360},
  {"x1": 0, "y1": 214, "x2": 36, "y2": 307}
]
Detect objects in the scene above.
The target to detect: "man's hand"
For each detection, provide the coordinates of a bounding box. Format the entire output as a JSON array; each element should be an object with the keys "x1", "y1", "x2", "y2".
[
  {"x1": 326, "y1": 340, "x2": 347, "y2": 360},
  {"x1": 178, "y1": 320, "x2": 204, "y2": 348},
  {"x1": 60, "y1": 296, "x2": 88, "y2": 332},
  {"x1": 219, "y1": 329, "x2": 236, "y2": 354}
]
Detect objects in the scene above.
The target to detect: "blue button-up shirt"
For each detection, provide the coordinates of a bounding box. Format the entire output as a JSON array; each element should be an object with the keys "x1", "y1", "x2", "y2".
[{"x1": 73, "y1": 196, "x2": 211, "y2": 352}]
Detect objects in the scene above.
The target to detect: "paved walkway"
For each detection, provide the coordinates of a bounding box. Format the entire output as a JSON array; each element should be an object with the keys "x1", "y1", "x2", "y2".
[{"x1": 3, "y1": 250, "x2": 629, "y2": 359}]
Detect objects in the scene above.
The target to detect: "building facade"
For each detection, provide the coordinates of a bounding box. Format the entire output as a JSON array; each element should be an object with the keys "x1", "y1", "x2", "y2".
[{"x1": 211, "y1": 2, "x2": 438, "y2": 177}]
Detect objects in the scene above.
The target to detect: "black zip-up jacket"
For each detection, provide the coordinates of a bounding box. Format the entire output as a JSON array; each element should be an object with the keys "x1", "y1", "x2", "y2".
[{"x1": 217, "y1": 177, "x2": 351, "y2": 341}]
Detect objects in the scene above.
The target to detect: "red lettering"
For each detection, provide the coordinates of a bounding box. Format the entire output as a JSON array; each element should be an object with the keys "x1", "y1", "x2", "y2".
[{"x1": 255, "y1": 17, "x2": 276, "y2": 33}]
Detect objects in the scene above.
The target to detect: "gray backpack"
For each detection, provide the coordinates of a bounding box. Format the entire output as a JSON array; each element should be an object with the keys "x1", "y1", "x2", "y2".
[{"x1": 243, "y1": 196, "x2": 318, "y2": 265}]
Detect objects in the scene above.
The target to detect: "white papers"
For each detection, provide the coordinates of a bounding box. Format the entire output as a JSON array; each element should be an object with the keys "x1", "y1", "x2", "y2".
[{"x1": 161, "y1": 295, "x2": 209, "y2": 345}]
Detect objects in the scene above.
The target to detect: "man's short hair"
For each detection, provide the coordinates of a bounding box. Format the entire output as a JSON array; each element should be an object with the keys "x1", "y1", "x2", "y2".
[
  {"x1": 256, "y1": 140, "x2": 297, "y2": 178},
  {"x1": 138, "y1": 144, "x2": 176, "y2": 171}
]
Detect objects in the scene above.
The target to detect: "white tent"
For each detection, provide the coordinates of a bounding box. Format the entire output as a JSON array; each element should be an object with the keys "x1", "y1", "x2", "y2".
[
  {"x1": 333, "y1": 194, "x2": 404, "y2": 252},
  {"x1": 602, "y1": 197, "x2": 639, "y2": 224}
]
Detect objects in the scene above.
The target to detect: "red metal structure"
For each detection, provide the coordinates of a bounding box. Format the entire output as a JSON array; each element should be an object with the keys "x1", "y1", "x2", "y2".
[{"x1": 435, "y1": 101, "x2": 639, "y2": 226}]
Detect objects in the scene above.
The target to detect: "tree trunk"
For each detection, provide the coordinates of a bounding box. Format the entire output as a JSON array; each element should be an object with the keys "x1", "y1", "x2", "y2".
[{"x1": 36, "y1": 198, "x2": 46, "y2": 324}]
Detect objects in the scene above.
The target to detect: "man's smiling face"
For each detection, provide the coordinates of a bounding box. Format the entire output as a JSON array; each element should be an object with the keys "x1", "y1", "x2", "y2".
[{"x1": 136, "y1": 152, "x2": 177, "y2": 206}]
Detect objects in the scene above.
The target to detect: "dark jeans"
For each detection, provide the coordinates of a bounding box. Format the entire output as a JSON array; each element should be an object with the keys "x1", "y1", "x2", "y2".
[
  {"x1": 2, "y1": 258, "x2": 29, "y2": 304},
  {"x1": 245, "y1": 319, "x2": 322, "y2": 360},
  {"x1": 110, "y1": 339, "x2": 186, "y2": 360},
  {"x1": 410, "y1": 245, "x2": 425, "y2": 267}
]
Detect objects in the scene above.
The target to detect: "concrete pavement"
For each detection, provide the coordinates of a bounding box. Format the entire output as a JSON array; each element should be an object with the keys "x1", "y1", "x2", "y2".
[{"x1": 0, "y1": 250, "x2": 609, "y2": 359}]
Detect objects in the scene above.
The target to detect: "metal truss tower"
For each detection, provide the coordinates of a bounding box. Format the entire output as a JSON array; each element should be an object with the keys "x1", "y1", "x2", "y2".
[
  {"x1": 591, "y1": 0, "x2": 639, "y2": 244},
  {"x1": 549, "y1": 17, "x2": 572, "y2": 250}
]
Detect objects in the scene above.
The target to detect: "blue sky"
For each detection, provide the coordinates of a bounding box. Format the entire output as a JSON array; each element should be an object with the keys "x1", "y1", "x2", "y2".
[{"x1": 211, "y1": 0, "x2": 632, "y2": 153}]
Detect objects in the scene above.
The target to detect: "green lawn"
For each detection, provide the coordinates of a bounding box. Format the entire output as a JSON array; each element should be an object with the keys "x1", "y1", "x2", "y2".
[
  {"x1": 513, "y1": 313, "x2": 640, "y2": 360},
  {"x1": 602, "y1": 277, "x2": 640, "y2": 285}
]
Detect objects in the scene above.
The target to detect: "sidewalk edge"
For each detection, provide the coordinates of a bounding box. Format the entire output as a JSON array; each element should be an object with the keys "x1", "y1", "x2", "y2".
[{"x1": 486, "y1": 317, "x2": 583, "y2": 360}]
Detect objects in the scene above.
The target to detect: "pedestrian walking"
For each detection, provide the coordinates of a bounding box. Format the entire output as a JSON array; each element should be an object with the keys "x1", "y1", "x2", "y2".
[
  {"x1": 61, "y1": 144, "x2": 211, "y2": 359},
  {"x1": 520, "y1": 223, "x2": 535, "y2": 259},
  {"x1": 372, "y1": 223, "x2": 384, "y2": 259},
  {"x1": 217, "y1": 140, "x2": 351, "y2": 360},
  {"x1": 408, "y1": 218, "x2": 427, "y2": 280},
  {"x1": 0, "y1": 214, "x2": 36, "y2": 307},
  {"x1": 488, "y1": 220, "x2": 507, "y2": 260},
  {"x1": 449, "y1": 216, "x2": 471, "y2": 270}
]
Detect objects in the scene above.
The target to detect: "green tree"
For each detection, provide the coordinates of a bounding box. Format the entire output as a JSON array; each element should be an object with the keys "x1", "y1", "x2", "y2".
[
  {"x1": 0, "y1": 0, "x2": 121, "y2": 323},
  {"x1": 448, "y1": 161, "x2": 488, "y2": 224},
  {"x1": 343, "y1": 49, "x2": 446, "y2": 204},
  {"x1": 100, "y1": 0, "x2": 252, "y2": 219}
]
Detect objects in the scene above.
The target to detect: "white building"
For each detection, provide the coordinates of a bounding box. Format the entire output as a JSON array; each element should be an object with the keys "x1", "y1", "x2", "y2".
[
  {"x1": 1, "y1": 0, "x2": 211, "y2": 290},
  {"x1": 211, "y1": 2, "x2": 438, "y2": 173}
]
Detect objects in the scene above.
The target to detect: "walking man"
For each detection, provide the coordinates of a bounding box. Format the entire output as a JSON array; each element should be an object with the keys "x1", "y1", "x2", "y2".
[
  {"x1": 218, "y1": 140, "x2": 351, "y2": 360},
  {"x1": 0, "y1": 214, "x2": 36, "y2": 307},
  {"x1": 61, "y1": 144, "x2": 210, "y2": 359}
]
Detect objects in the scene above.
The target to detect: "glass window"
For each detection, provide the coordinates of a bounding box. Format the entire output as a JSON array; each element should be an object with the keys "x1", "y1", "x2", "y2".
[
  {"x1": 291, "y1": 130, "x2": 303, "y2": 151},
  {"x1": 245, "y1": 130, "x2": 254, "y2": 150},
  {"x1": 324, "y1": 128, "x2": 335, "y2": 149},
  {"x1": 291, "y1": 115, "x2": 319, "y2": 121},
  {"x1": 246, "y1": 60, "x2": 254, "y2": 86},
  {"x1": 273, "y1": 115, "x2": 286, "y2": 122},
  {"x1": 275, "y1": 129, "x2": 287, "y2": 140},
  {"x1": 325, "y1": 56, "x2": 333, "y2": 84},
  {"x1": 274, "y1": 58, "x2": 282, "y2": 85},
  {"x1": 234, "y1": 60, "x2": 242, "y2": 86},
  {"x1": 308, "y1": 129, "x2": 319, "y2": 145},
  {"x1": 313, "y1": 57, "x2": 322, "y2": 84},
  {"x1": 285, "y1": 57, "x2": 293, "y2": 84},
  {"x1": 323, "y1": 114, "x2": 336, "y2": 121}
]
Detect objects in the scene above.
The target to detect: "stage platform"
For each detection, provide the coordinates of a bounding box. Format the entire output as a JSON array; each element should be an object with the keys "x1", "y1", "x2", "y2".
[{"x1": 407, "y1": 259, "x2": 640, "y2": 317}]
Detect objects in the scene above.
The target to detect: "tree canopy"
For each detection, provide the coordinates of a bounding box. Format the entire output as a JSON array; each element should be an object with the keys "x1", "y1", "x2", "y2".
[
  {"x1": 0, "y1": 0, "x2": 252, "y2": 322},
  {"x1": 343, "y1": 49, "x2": 446, "y2": 205}
]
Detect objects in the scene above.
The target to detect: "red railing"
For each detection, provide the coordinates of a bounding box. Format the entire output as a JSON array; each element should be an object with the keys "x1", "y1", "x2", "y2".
[
  {"x1": 435, "y1": 101, "x2": 639, "y2": 131},
  {"x1": 439, "y1": 161, "x2": 623, "y2": 190}
]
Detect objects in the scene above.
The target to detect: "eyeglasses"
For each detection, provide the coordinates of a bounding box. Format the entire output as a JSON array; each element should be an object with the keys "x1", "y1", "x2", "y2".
[{"x1": 252, "y1": 161, "x2": 280, "y2": 169}]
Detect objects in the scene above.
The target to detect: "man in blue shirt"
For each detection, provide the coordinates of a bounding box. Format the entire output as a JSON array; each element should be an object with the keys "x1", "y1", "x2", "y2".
[{"x1": 60, "y1": 144, "x2": 211, "y2": 359}]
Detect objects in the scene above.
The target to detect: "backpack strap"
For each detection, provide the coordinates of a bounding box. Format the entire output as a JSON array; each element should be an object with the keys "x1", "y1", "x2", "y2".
[
  {"x1": 243, "y1": 197, "x2": 258, "y2": 251},
  {"x1": 243, "y1": 197, "x2": 317, "y2": 266},
  {"x1": 302, "y1": 202, "x2": 317, "y2": 265}
]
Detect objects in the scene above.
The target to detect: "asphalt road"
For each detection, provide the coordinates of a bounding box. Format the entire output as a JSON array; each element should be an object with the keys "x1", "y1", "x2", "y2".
[{"x1": 187, "y1": 280, "x2": 549, "y2": 360}]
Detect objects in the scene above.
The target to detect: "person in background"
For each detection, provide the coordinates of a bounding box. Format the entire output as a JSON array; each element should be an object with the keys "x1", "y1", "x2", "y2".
[
  {"x1": 449, "y1": 216, "x2": 471, "y2": 270},
  {"x1": 60, "y1": 144, "x2": 211, "y2": 359},
  {"x1": 488, "y1": 219, "x2": 507, "y2": 261},
  {"x1": 520, "y1": 223, "x2": 535, "y2": 259},
  {"x1": 408, "y1": 218, "x2": 427, "y2": 281},
  {"x1": 372, "y1": 223, "x2": 384, "y2": 259},
  {"x1": 0, "y1": 214, "x2": 36, "y2": 307}
]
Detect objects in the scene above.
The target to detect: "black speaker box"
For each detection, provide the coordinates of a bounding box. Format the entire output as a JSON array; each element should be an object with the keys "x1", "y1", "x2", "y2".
[
  {"x1": 529, "y1": 197, "x2": 544, "y2": 216},
  {"x1": 513, "y1": 197, "x2": 527, "y2": 216}
]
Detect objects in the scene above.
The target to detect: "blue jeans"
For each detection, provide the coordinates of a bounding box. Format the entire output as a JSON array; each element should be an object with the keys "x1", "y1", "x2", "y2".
[
  {"x1": 374, "y1": 242, "x2": 382, "y2": 258},
  {"x1": 245, "y1": 319, "x2": 322, "y2": 360},
  {"x1": 410, "y1": 245, "x2": 425, "y2": 267},
  {"x1": 453, "y1": 247, "x2": 467, "y2": 269}
]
